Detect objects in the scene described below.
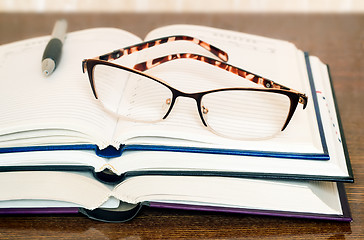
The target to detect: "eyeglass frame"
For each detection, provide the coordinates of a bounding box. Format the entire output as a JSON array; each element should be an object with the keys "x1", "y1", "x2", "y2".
[
  {"x1": 82, "y1": 35, "x2": 308, "y2": 134},
  {"x1": 82, "y1": 34, "x2": 307, "y2": 106},
  {"x1": 83, "y1": 58, "x2": 306, "y2": 133}
]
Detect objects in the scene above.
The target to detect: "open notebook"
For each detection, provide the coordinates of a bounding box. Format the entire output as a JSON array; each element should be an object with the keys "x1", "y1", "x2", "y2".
[
  {"x1": 0, "y1": 171, "x2": 351, "y2": 222},
  {"x1": 0, "y1": 25, "x2": 352, "y2": 181}
]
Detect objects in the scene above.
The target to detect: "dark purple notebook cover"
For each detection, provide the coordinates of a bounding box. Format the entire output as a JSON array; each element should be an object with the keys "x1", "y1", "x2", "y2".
[
  {"x1": 0, "y1": 207, "x2": 78, "y2": 214},
  {"x1": 148, "y1": 202, "x2": 351, "y2": 222},
  {"x1": 148, "y1": 182, "x2": 352, "y2": 222}
]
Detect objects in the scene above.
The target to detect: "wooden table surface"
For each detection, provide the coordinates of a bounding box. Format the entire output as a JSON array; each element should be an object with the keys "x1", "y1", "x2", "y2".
[{"x1": 0, "y1": 13, "x2": 363, "y2": 239}]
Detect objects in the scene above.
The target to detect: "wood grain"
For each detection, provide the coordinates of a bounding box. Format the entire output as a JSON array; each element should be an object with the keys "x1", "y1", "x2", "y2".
[{"x1": 0, "y1": 13, "x2": 363, "y2": 239}]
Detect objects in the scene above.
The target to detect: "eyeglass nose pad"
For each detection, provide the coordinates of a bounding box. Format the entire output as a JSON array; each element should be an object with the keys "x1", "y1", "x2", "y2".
[
  {"x1": 202, "y1": 105, "x2": 209, "y2": 115},
  {"x1": 162, "y1": 97, "x2": 178, "y2": 119},
  {"x1": 162, "y1": 97, "x2": 172, "y2": 111},
  {"x1": 200, "y1": 104, "x2": 209, "y2": 126}
]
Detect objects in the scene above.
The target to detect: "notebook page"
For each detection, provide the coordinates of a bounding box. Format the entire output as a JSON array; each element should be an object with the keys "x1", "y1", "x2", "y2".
[
  {"x1": 112, "y1": 25, "x2": 322, "y2": 154},
  {"x1": 0, "y1": 28, "x2": 141, "y2": 149},
  {"x1": 114, "y1": 176, "x2": 342, "y2": 215}
]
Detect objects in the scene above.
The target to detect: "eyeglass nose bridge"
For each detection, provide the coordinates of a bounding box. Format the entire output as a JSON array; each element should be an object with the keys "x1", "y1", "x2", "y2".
[{"x1": 162, "y1": 90, "x2": 208, "y2": 127}]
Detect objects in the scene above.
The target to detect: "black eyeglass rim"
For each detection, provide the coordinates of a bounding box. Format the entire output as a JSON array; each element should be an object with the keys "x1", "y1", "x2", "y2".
[{"x1": 83, "y1": 59, "x2": 301, "y2": 132}]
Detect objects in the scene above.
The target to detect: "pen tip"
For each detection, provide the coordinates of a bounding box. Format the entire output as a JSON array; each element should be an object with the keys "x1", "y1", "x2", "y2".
[{"x1": 42, "y1": 58, "x2": 55, "y2": 77}]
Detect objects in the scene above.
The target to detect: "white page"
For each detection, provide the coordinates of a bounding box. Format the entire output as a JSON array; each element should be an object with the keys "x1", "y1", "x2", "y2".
[
  {"x1": 0, "y1": 28, "x2": 142, "y2": 149},
  {"x1": 111, "y1": 24, "x2": 322, "y2": 154},
  {"x1": 0, "y1": 171, "x2": 343, "y2": 215},
  {"x1": 114, "y1": 176, "x2": 342, "y2": 215}
]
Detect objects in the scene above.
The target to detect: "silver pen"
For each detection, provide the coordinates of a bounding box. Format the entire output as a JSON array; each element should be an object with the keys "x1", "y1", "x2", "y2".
[{"x1": 41, "y1": 19, "x2": 68, "y2": 76}]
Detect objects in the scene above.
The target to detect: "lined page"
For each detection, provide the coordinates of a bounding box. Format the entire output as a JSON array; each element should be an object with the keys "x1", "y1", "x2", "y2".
[
  {"x1": 112, "y1": 25, "x2": 322, "y2": 154},
  {"x1": 0, "y1": 28, "x2": 141, "y2": 149},
  {"x1": 114, "y1": 175, "x2": 342, "y2": 215}
]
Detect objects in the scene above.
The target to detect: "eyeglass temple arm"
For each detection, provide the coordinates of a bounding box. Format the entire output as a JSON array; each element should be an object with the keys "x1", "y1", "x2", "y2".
[
  {"x1": 89, "y1": 35, "x2": 229, "y2": 63},
  {"x1": 133, "y1": 53, "x2": 308, "y2": 109}
]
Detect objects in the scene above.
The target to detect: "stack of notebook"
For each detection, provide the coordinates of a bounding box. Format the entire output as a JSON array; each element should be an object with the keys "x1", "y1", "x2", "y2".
[{"x1": 0, "y1": 24, "x2": 353, "y2": 222}]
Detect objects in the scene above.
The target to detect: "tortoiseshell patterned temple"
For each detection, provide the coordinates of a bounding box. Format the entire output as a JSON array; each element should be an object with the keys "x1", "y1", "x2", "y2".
[
  {"x1": 83, "y1": 35, "x2": 307, "y2": 108},
  {"x1": 133, "y1": 53, "x2": 308, "y2": 108},
  {"x1": 95, "y1": 35, "x2": 229, "y2": 63}
]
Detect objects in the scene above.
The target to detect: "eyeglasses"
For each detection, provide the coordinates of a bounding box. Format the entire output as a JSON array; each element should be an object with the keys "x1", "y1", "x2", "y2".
[{"x1": 83, "y1": 36, "x2": 308, "y2": 140}]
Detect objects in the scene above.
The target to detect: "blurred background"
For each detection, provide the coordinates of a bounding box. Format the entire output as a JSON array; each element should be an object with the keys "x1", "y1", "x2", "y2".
[{"x1": 0, "y1": 0, "x2": 363, "y2": 13}]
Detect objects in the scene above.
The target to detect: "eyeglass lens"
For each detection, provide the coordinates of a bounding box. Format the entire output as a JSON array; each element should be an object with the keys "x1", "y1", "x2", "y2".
[
  {"x1": 93, "y1": 64, "x2": 173, "y2": 122},
  {"x1": 92, "y1": 63, "x2": 291, "y2": 139},
  {"x1": 201, "y1": 90, "x2": 291, "y2": 139}
]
